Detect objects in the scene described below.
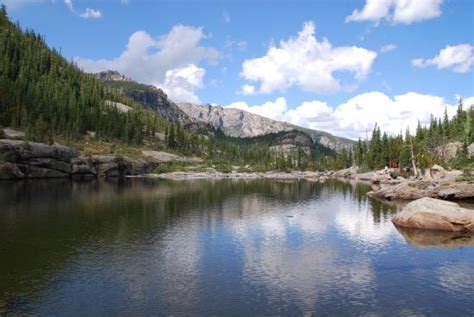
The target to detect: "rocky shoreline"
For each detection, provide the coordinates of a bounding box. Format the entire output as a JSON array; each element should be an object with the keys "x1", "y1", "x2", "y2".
[
  {"x1": 1, "y1": 138, "x2": 472, "y2": 203},
  {"x1": 0, "y1": 139, "x2": 155, "y2": 180},
  {"x1": 367, "y1": 179, "x2": 474, "y2": 200},
  {"x1": 134, "y1": 170, "x2": 327, "y2": 180}
]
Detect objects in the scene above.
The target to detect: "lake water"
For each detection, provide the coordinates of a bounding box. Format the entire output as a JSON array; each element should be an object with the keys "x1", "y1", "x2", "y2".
[{"x1": 0, "y1": 179, "x2": 473, "y2": 316}]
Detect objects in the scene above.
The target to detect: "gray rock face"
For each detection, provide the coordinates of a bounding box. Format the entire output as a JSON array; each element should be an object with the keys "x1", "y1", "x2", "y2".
[
  {"x1": 71, "y1": 157, "x2": 97, "y2": 179},
  {"x1": 29, "y1": 158, "x2": 72, "y2": 174},
  {"x1": 177, "y1": 103, "x2": 292, "y2": 138},
  {"x1": 91, "y1": 155, "x2": 155, "y2": 178},
  {"x1": 392, "y1": 197, "x2": 474, "y2": 232},
  {"x1": 0, "y1": 140, "x2": 78, "y2": 162},
  {"x1": 434, "y1": 142, "x2": 462, "y2": 160},
  {"x1": 0, "y1": 140, "x2": 78, "y2": 179},
  {"x1": 289, "y1": 125, "x2": 355, "y2": 153},
  {"x1": 268, "y1": 130, "x2": 313, "y2": 156},
  {"x1": 177, "y1": 102, "x2": 354, "y2": 153},
  {"x1": 105, "y1": 100, "x2": 133, "y2": 113},
  {"x1": 0, "y1": 139, "x2": 155, "y2": 180},
  {"x1": 95, "y1": 70, "x2": 132, "y2": 82}
]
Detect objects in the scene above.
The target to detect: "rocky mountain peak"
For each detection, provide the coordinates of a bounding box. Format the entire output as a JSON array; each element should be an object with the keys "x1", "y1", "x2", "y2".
[
  {"x1": 176, "y1": 102, "x2": 354, "y2": 152},
  {"x1": 95, "y1": 70, "x2": 133, "y2": 82}
]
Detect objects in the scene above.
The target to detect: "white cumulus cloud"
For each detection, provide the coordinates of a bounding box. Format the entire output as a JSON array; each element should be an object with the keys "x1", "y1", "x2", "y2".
[
  {"x1": 80, "y1": 8, "x2": 102, "y2": 19},
  {"x1": 380, "y1": 44, "x2": 397, "y2": 53},
  {"x1": 160, "y1": 64, "x2": 205, "y2": 103},
  {"x1": 76, "y1": 25, "x2": 220, "y2": 103},
  {"x1": 64, "y1": 0, "x2": 73, "y2": 11},
  {"x1": 412, "y1": 44, "x2": 473, "y2": 73},
  {"x1": 63, "y1": 0, "x2": 102, "y2": 19},
  {"x1": 238, "y1": 84, "x2": 256, "y2": 95},
  {"x1": 226, "y1": 92, "x2": 466, "y2": 140},
  {"x1": 240, "y1": 21, "x2": 377, "y2": 94},
  {"x1": 346, "y1": 0, "x2": 444, "y2": 25}
]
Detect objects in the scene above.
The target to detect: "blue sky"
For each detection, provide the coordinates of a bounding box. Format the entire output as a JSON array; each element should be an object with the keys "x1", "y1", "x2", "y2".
[{"x1": 3, "y1": 0, "x2": 474, "y2": 139}]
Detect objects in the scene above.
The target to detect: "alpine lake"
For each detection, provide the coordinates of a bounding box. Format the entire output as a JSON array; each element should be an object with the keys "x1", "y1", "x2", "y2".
[{"x1": 0, "y1": 178, "x2": 473, "y2": 316}]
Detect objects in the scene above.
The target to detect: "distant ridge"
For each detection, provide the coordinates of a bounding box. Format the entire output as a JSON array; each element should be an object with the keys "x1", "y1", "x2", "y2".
[{"x1": 176, "y1": 102, "x2": 354, "y2": 152}]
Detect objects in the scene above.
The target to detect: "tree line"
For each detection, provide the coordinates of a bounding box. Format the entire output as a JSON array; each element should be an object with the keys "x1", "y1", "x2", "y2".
[
  {"x1": 1, "y1": 5, "x2": 471, "y2": 172},
  {"x1": 327, "y1": 100, "x2": 473, "y2": 172}
]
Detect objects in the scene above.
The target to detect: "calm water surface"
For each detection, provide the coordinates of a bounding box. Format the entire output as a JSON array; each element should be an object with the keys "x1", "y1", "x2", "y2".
[{"x1": 0, "y1": 179, "x2": 473, "y2": 316}]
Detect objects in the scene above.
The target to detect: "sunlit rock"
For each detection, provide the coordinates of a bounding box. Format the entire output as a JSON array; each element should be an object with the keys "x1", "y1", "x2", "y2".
[{"x1": 392, "y1": 197, "x2": 474, "y2": 232}]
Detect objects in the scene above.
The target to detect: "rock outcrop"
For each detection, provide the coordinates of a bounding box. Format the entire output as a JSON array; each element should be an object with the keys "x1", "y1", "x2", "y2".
[
  {"x1": 142, "y1": 150, "x2": 203, "y2": 164},
  {"x1": 1, "y1": 128, "x2": 25, "y2": 140},
  {"x1": 0, "y1": 139, "x2": 78, "y2": 179},
  {"x1": 71, "y1": 156, "x2": 97, "y2": 179},
  {"x1": 392, "y1": 197, "x2": 474, "y2": 232},
  {"x1": 95, "y1": 70, "x2": 133, "y2": 82},
  {"x1": 367, "y1": 180, "x2": 474, "y2": 200},
  {"x1": 91, "y1": 155, "x2": 154, "y2": 178},
  {"x1": 268, "y1": 131, "x2": 313, "y2": 156},
  {"x1": 0, "y1": 139, "x2": 156, "y2": 180},
  {"x1": 434, "y1": 142, "x2": 462, "y2": 160}
]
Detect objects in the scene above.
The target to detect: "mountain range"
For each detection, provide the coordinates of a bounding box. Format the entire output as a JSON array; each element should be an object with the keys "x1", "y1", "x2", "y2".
[{"x1": 97, "y1": 70, "x2": 354, "y2": 154}]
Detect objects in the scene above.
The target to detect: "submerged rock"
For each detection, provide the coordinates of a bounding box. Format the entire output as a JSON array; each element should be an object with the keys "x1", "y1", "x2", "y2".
[{"x1": 392, "y1": 197, "x2": 474, "y2": 232}]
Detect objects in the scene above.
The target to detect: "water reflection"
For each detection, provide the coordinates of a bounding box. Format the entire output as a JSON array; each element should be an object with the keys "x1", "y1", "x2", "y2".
[
  {"x1": 395, "y1": 226, "x2": 474, "y2": 248},
  {"x1": 0, "y1": 179, "x2": 473, "y2": 316}
]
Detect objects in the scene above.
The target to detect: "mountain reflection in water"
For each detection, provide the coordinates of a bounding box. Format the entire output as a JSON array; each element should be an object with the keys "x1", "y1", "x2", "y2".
[{"x1": 0, "y1": 178, "x2": 472, "y2": 316}]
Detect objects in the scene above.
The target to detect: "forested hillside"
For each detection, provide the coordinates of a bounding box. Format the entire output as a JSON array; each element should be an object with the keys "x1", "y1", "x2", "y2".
[
  {"x1": 0, "y1": 6, "x2": 170, "y2": 145},
  {"x1": 97, "y1": 70, "x2": 191, "y2": 125},
  {"x1": 0, "y1": 6, "x2": 328, "y2": 171},
  {"x1": 329, "y1": 101, "x2": 474, "y2": 171}
]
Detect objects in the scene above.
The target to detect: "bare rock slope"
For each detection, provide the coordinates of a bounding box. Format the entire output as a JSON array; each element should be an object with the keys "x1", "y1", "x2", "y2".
[{"x1": 177, "y1": 102, "x2": 354, "y2": 152}]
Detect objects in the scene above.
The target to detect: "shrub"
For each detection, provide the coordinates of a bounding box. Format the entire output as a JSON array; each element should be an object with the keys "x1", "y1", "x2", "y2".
[{"x1": 215, "y1": 163, "x2": 232, "y2": 173}]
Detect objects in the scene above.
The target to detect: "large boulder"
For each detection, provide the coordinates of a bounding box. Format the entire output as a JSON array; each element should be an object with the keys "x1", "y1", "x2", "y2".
[
  {"x1": 28, "y1": 166, "x2": 69, "y2": 178},
  {"x1": 420, "y1": 165, "x2": 446, "y2": 182},
  {"x1": 71, "y1": 156, "x2": 97, "y2": 179},
  {"x1": 28, "y1": 157, "x2": 72, "y2": 174},
  {"x1": 392, "y1": 197, "x2": 474, "y2": 232},
  {"x1": 0, "y1": 139, "x2": 78, "y2": 162}
]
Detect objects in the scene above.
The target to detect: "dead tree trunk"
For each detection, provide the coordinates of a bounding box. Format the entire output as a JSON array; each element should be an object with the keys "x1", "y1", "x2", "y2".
[{"x1": 409, "y1": 136, "x2": 418, "y2": 177}]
